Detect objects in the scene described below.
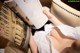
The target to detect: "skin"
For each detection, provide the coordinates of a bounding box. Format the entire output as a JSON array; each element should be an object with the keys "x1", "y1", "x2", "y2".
[
  {"x1": 43, "y1": 7, "x2": 76, "y2": 52},
  {"x1": 29, "y1": 31, "x2": 38, "y2": 53},
  {"x1": 29, "y1": 7, "x2": 76, "y2": 53},
  {"x1": 0, "y1": 6, "x2": 80, "y2": 53}
]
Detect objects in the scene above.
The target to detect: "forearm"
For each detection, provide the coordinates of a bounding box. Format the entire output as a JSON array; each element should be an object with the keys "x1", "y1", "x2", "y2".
[
  {"x1": 48, "y1": 14, "x2": 63, "y2": 26},
  {"x1": 43, "y1": 7, "x2": 63, "y2": 26},
  {"x1": 29, "y1": 34, "x2": 38, "y2": 53}
]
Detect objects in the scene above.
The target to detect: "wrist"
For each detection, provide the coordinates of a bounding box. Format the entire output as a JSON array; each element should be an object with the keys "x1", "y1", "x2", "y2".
[{"x1": 48, "y1": 14, "x2": 53, "y2": 19}]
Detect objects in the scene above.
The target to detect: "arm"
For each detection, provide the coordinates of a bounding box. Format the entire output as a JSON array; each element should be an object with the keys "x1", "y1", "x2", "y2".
[
  {"x1": 43, "y1": 7, "x2": 63, "y2": 26},
  {"x1": 29, "y1": 32, "x2": 38, "y2": 53}
]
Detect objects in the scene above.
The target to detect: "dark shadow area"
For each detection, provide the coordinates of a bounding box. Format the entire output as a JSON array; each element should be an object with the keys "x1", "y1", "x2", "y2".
[
  {"x1": 32, "y1": 20, "x2": 52, "y2": 35},
  {"x1": 40, "y1": 0, "x2": 52, "y2": 8},
  {"x1": 61, "y1": 0, "x2": 80, "y2": 11}
]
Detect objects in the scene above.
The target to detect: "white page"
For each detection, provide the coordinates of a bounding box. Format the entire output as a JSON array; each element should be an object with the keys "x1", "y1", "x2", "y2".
[{"x1": 14, "y1": 0, "x2": 48, "y2": 29}]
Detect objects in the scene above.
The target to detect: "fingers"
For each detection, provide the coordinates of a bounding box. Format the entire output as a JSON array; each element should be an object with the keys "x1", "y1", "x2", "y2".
[
  {"x1": 43, "y1": 6, "x2": 50, "y2": 16},
  {"x1": 43, "y1": 6, "x2": 53, "y2": 19},
  {"x1": 43, "y1": 6, "x2": 50, "y2": 13}
]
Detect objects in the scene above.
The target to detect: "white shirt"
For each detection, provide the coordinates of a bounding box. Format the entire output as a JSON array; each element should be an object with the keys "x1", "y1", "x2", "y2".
[{"x1": 33, "y1": 24, "x2": 80, "y2": 53}]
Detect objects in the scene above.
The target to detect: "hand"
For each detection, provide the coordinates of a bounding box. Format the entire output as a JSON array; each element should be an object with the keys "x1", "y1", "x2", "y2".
[
  {"x1": 43, "y1": 6, "x2": 53, "y2": 19},
  {"x1": 43, "y1": 6, "x2": 50, "y2": 13}
]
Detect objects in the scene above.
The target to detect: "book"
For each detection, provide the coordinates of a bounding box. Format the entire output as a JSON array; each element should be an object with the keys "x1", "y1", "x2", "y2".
[{"x1": 14, "y1": 0, "x2": 48, "y2": 29}]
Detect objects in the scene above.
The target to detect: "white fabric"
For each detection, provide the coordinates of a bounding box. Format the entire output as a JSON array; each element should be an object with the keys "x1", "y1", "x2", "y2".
[
  {"x1": 50, "y1": 38, "x2": 59, "y2": 53},
  {"x1": 44, "y1": 24, "x2": 54, "y2": 34},
  {"x1": 57, "y1": 25, "x2": 76, "y2": 39},
  {"x1": 75, "y1": 27, "x2": 80, "y2": 39},
  {"x1": 33, "y1": 24, "x2": 80, "y2": 53},
  {"x1": 33, "y1": 31, "x2": 51, "y2": 53}
]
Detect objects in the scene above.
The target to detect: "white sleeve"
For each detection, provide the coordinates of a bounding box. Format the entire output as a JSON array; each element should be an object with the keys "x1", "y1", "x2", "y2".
[
  {"x1": 33, "y1": 31, "x2": 51, "y2": 53},
  {"x1": 57, "y1": 24, "x2": 77, "y2": 39},
  {"x1": 75, "y1": 27, "x2": 80, "y2": 39}
]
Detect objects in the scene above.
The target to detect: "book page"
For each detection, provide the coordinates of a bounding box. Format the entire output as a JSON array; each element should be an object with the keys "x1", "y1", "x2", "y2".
[{"x1": 14, "y1": 0, "x2": 48, "y2": 29}]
